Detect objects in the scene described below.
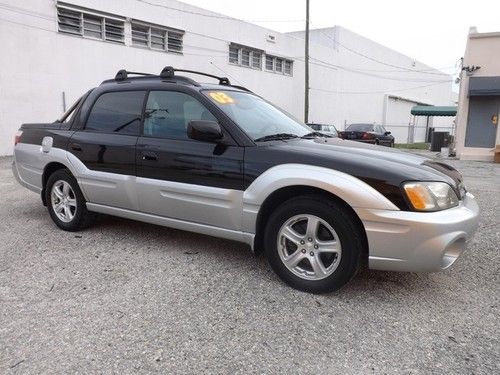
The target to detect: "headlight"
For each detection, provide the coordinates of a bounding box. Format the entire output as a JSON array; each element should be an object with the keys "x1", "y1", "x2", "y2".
[{"x1": 403, "y1": 182, "x2": 459, "y2": 211}]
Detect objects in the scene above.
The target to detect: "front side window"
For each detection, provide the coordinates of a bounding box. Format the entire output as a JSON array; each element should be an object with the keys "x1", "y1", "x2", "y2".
[
  {"x1": 85, "y1": 91, "x2": 145, "y2": 135},
  {"x1": 144, "y1": 91, "x2": 217, "y2": 140},
  {"x1": 205, "y1": 90, "x2": 309, "y2": 141}
]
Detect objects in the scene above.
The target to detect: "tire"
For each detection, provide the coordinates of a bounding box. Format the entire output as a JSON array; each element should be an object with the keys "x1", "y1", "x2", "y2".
[
  {"x1": 374, "y1": 139, "x2": 380, "y2": 145},
  {"x1": 264, "y1": 195, "x2": 363, "y2": 294},
  {"x1": 45, "y1": 169, "x2": 95, "y2": 231}
]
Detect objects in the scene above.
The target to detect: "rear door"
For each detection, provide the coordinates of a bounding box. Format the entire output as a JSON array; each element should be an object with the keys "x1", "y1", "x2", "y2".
[
  {"x1": 69, "y1": 90, "x2": 146, "y2": 210},
  {"x1": 135, "y1": 89, "x2": 244, "y2": 231}
]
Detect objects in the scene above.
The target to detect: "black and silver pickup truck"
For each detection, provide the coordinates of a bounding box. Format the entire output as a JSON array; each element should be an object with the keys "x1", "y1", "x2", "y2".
[{"x1": 12, "y1": 67, "x2": 479, "y2": 293}]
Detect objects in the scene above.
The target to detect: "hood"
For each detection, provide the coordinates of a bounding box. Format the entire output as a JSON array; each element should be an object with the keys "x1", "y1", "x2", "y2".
[{"x1": 247, "y1": 138, "x2": 463, "y2": 210}]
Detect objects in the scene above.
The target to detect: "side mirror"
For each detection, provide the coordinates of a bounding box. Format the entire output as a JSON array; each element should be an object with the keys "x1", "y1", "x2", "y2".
[
  {"x1": 384, "y1": 131, "x2": 392, "y2": 135},
  {"x1": 187, "y1": 120, "x2": 223, "y2": 142}
]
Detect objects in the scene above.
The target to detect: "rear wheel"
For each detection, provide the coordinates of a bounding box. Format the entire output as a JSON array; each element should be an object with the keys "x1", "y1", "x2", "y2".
[
  {"x1": 45, "y1": 169, "x2": 95, "y2": 231},
  {"x1": 264, "y1": 195, "x2": 363, "y2": 293}
]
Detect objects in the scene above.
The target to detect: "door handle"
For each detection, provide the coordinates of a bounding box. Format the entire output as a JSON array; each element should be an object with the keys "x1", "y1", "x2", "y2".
[
  {"x1": 70, "y1": 143, "x2": 82, "y2": 152},
  {"x1": 142, "y1": 151, "x2": 158, "y2": 161}
]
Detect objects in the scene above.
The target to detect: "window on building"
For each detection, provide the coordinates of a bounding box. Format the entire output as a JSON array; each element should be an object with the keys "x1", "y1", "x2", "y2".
[
  {"x1": 85, "y1": 91, "x2": 145, "y2": 135},
  {"x1": 229, "y1": 45, "x2": 239, "y2": 64},
  {"x1": 131, "y1": 22, "x2": 184, "y2": 53},
  {"x1": 144, "y1": 91, "x2": 217, "y2": 140},
  {"x1": 57, "y1": 6, "x2": 124, "y2": 43},
  {"x1": 265, "y1": 56, "x2": 274, "y2": 71},
  {"x1": 228, "y1": 44, "x2": 263, "y2": 70},
  {"x1": 264, "y1": 54, "x2": 293, "y2": 76}
]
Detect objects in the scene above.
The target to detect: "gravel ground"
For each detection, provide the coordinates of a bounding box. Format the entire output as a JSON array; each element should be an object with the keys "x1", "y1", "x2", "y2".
[{"x1": 0, "y1": 154, "x2": 499, "y2": 374}]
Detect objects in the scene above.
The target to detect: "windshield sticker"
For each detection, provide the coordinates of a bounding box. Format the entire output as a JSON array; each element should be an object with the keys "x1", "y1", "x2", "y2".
[{"x1": 209, "y1": 92, "x2": 235, "y2": 104}]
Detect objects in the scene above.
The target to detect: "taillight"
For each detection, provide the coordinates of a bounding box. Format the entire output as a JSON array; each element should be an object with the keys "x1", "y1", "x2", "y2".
[
  {"x1": 362, "y1": 132, "x2": 375, "y2": 140},
  {"x1": 14, "y1": 131, "x2": 23, "y2": 145}
]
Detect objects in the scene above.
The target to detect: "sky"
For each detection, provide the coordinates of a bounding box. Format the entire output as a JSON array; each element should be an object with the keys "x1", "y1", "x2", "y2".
[{"x1": 178, "y1": 0, "x2": 500, "y2": 78}]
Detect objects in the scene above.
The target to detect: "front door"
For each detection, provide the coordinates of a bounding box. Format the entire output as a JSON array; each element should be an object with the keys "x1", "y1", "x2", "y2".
[
  {"x1": 136, "y1": 90, "x2": 244, "y2": 231},
  {"x1": 465, "y1": 97, "x2": 499, "y2": 148}
]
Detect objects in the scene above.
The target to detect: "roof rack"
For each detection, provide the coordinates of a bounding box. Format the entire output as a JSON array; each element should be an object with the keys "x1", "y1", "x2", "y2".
[
  {"x1": 115, "y1": 70, "x2": 154, "y2": 81},
  {"x1": 160, "y1": 66, "x2": 231, "y2": 86},
  {"x1": 107, "y1": 67, "x2": 251, "y2": 92}
]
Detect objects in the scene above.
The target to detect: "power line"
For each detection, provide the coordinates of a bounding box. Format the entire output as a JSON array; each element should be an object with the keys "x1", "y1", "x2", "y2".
[
  {"x1": 2, "y1": 0, "x2": 456, "y2": 81},
  {"x1": 0, "y1": 6, "x2": 454, "y2": 92},
  {"x1": 306, "y1": 25, "x2": 451, "y2": 76},
  {"x1": 135, "y1": 0, "x2": 304, "y2": 23},
  {"x1": 0, "y1": 3, "x2": 54, "y2": 21},
  {"x1": 1, "y1": 2, "x2": 455, "y2": 82},
  {"x1": 306, "y1": 57, "x2": 451, "y2": 83},
  {"x1": 310, "y1": 81, "x2": 449, "y2": 95}
]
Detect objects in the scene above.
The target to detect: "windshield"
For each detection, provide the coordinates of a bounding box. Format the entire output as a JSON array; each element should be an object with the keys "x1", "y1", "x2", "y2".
[
  {"x1": 346, "y1": 124, "x2": 374, "y2": 132},
  {"x1": 204, "y1": 90, "x2": 311, "y2": 140}
]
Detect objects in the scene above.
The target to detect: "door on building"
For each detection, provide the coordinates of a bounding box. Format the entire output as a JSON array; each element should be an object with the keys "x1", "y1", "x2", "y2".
[{"x1": 465, "y1": 97, "x2": 499, "y2": 148}]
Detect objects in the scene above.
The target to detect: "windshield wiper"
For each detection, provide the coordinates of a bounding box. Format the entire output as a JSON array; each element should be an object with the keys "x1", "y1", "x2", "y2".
[
  {"x1": 301, "y1": 131, "x2": 334, "y2": 139},
  {"x1": 254, "y1": 133, "x2": 299, "y2": 142}
]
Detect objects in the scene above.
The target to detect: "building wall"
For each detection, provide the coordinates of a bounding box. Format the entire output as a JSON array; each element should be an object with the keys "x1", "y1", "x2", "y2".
[
  {"x1": 292, "y1": 27, "x2": 455, "y2": 142},
  {"x1": 456, "y1": 30, "x2": 500, "y2": 161},
  {"x1": 0, "y1": 0, "x2": 452, "y2": 155}
]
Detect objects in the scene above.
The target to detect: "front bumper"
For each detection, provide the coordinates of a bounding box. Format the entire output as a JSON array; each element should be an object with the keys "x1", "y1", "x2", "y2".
[{"x1": 355, "y1": 192, "x2": 480, "y2": 272}]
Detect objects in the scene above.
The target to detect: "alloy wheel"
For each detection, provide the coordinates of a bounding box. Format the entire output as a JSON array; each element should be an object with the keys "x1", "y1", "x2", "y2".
[{"x1": 277, "y1": 214, "x2": 342, "y2": 280}]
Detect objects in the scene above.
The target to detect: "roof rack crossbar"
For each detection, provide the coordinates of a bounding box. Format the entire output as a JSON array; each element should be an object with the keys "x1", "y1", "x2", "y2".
[
  {"x1": 115, "y1": 70, "x2": 154, "y2": 81},
  {"x1": 160, "y1": 66, "x2": 231, "y2": 86}
]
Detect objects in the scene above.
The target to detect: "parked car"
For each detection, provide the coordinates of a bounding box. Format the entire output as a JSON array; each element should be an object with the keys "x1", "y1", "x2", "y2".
[
  {"x1": 339, "y1": 123, "x2": 395, "y2": 147},
  {"x1": 307, "y1": 123, "x2": 338, "y2": 137},
  {"x1": 12, "y1": 67, "x2": 479, "y2": 293}
]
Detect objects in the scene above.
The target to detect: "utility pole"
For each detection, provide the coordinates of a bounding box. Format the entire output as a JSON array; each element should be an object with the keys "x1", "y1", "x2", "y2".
[{"x1": 304, "y1": 0, "x2": 310, "y2": 123}]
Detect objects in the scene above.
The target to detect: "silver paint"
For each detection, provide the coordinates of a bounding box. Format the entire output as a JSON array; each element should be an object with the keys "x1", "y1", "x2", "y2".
[
  {"x1": 51, "y1": 180, "x2": 77, "y2": 223},
  {"x1": 277, "y1": 214, "x2": 341, "y2": 280},
  {"x1": 86, "y1": 202, "x2": 255, "y2": 247},
  {"x1": 356, "y1": 192, "x2": 479, "y2": 272},
  {"x1": 13, "y1": 143, "x2": 480, "y2": 273}
]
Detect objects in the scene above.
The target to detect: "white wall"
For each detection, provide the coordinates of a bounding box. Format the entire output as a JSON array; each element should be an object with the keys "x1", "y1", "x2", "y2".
[
  {"x1": 291, "y1": 27, "x2": 455, "y2": 141},
  {"x1": 0, "y1": 1, "x2": 452, "y2": 155}
]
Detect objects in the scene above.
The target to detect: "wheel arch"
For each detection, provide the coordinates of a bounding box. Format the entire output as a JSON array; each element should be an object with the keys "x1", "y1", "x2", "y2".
[
  {"x1": 41, "y1": 162, "x2": 72, "y2": 206},
  {"x1": 252, "y1": 185, "x2": 369, "y2": 261},
  {"x1": 242, "y1": 164, "x2": 398, "y2": 258}
]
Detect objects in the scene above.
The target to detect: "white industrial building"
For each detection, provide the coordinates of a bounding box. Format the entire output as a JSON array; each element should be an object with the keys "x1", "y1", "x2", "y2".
[{"x1": 0, "y1": 0, "x2": 455, "y2": 156}]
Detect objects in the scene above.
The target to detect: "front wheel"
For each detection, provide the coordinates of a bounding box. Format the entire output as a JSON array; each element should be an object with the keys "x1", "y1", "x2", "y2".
[
  {"x1": 45, "y1": 169, "x2": 95, "y2": 231},
  {"x1": 264, "y1": 195, "x2": 364, "y2": 293}
]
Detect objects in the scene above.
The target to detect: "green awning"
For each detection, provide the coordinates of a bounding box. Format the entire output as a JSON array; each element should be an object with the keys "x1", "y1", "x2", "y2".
[{"x1": 411, "y1": 105, "x2": 457, "y2": 117}]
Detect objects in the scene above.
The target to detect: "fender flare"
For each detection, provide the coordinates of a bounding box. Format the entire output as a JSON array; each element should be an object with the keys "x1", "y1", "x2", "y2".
[{"x1": 241, "y1": 163, "x2": 399, "y2": 234}]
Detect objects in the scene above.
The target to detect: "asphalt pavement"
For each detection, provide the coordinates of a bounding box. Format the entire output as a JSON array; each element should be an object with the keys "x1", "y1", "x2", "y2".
[{"x1": 0, "y1": 153, "x2": 498, "y2": 374}]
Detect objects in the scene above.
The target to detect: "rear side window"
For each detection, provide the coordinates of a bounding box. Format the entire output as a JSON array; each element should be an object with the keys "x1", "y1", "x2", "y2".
[
  {"x1": 85, "y1": 91, "x2": 145, "y2": 135},
  {"x1": 346, "y1": 124, "x2": 373, "y2": 132},
  {"x1": 144, "y1": 91, "x2": 217, "y2": 140}
]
